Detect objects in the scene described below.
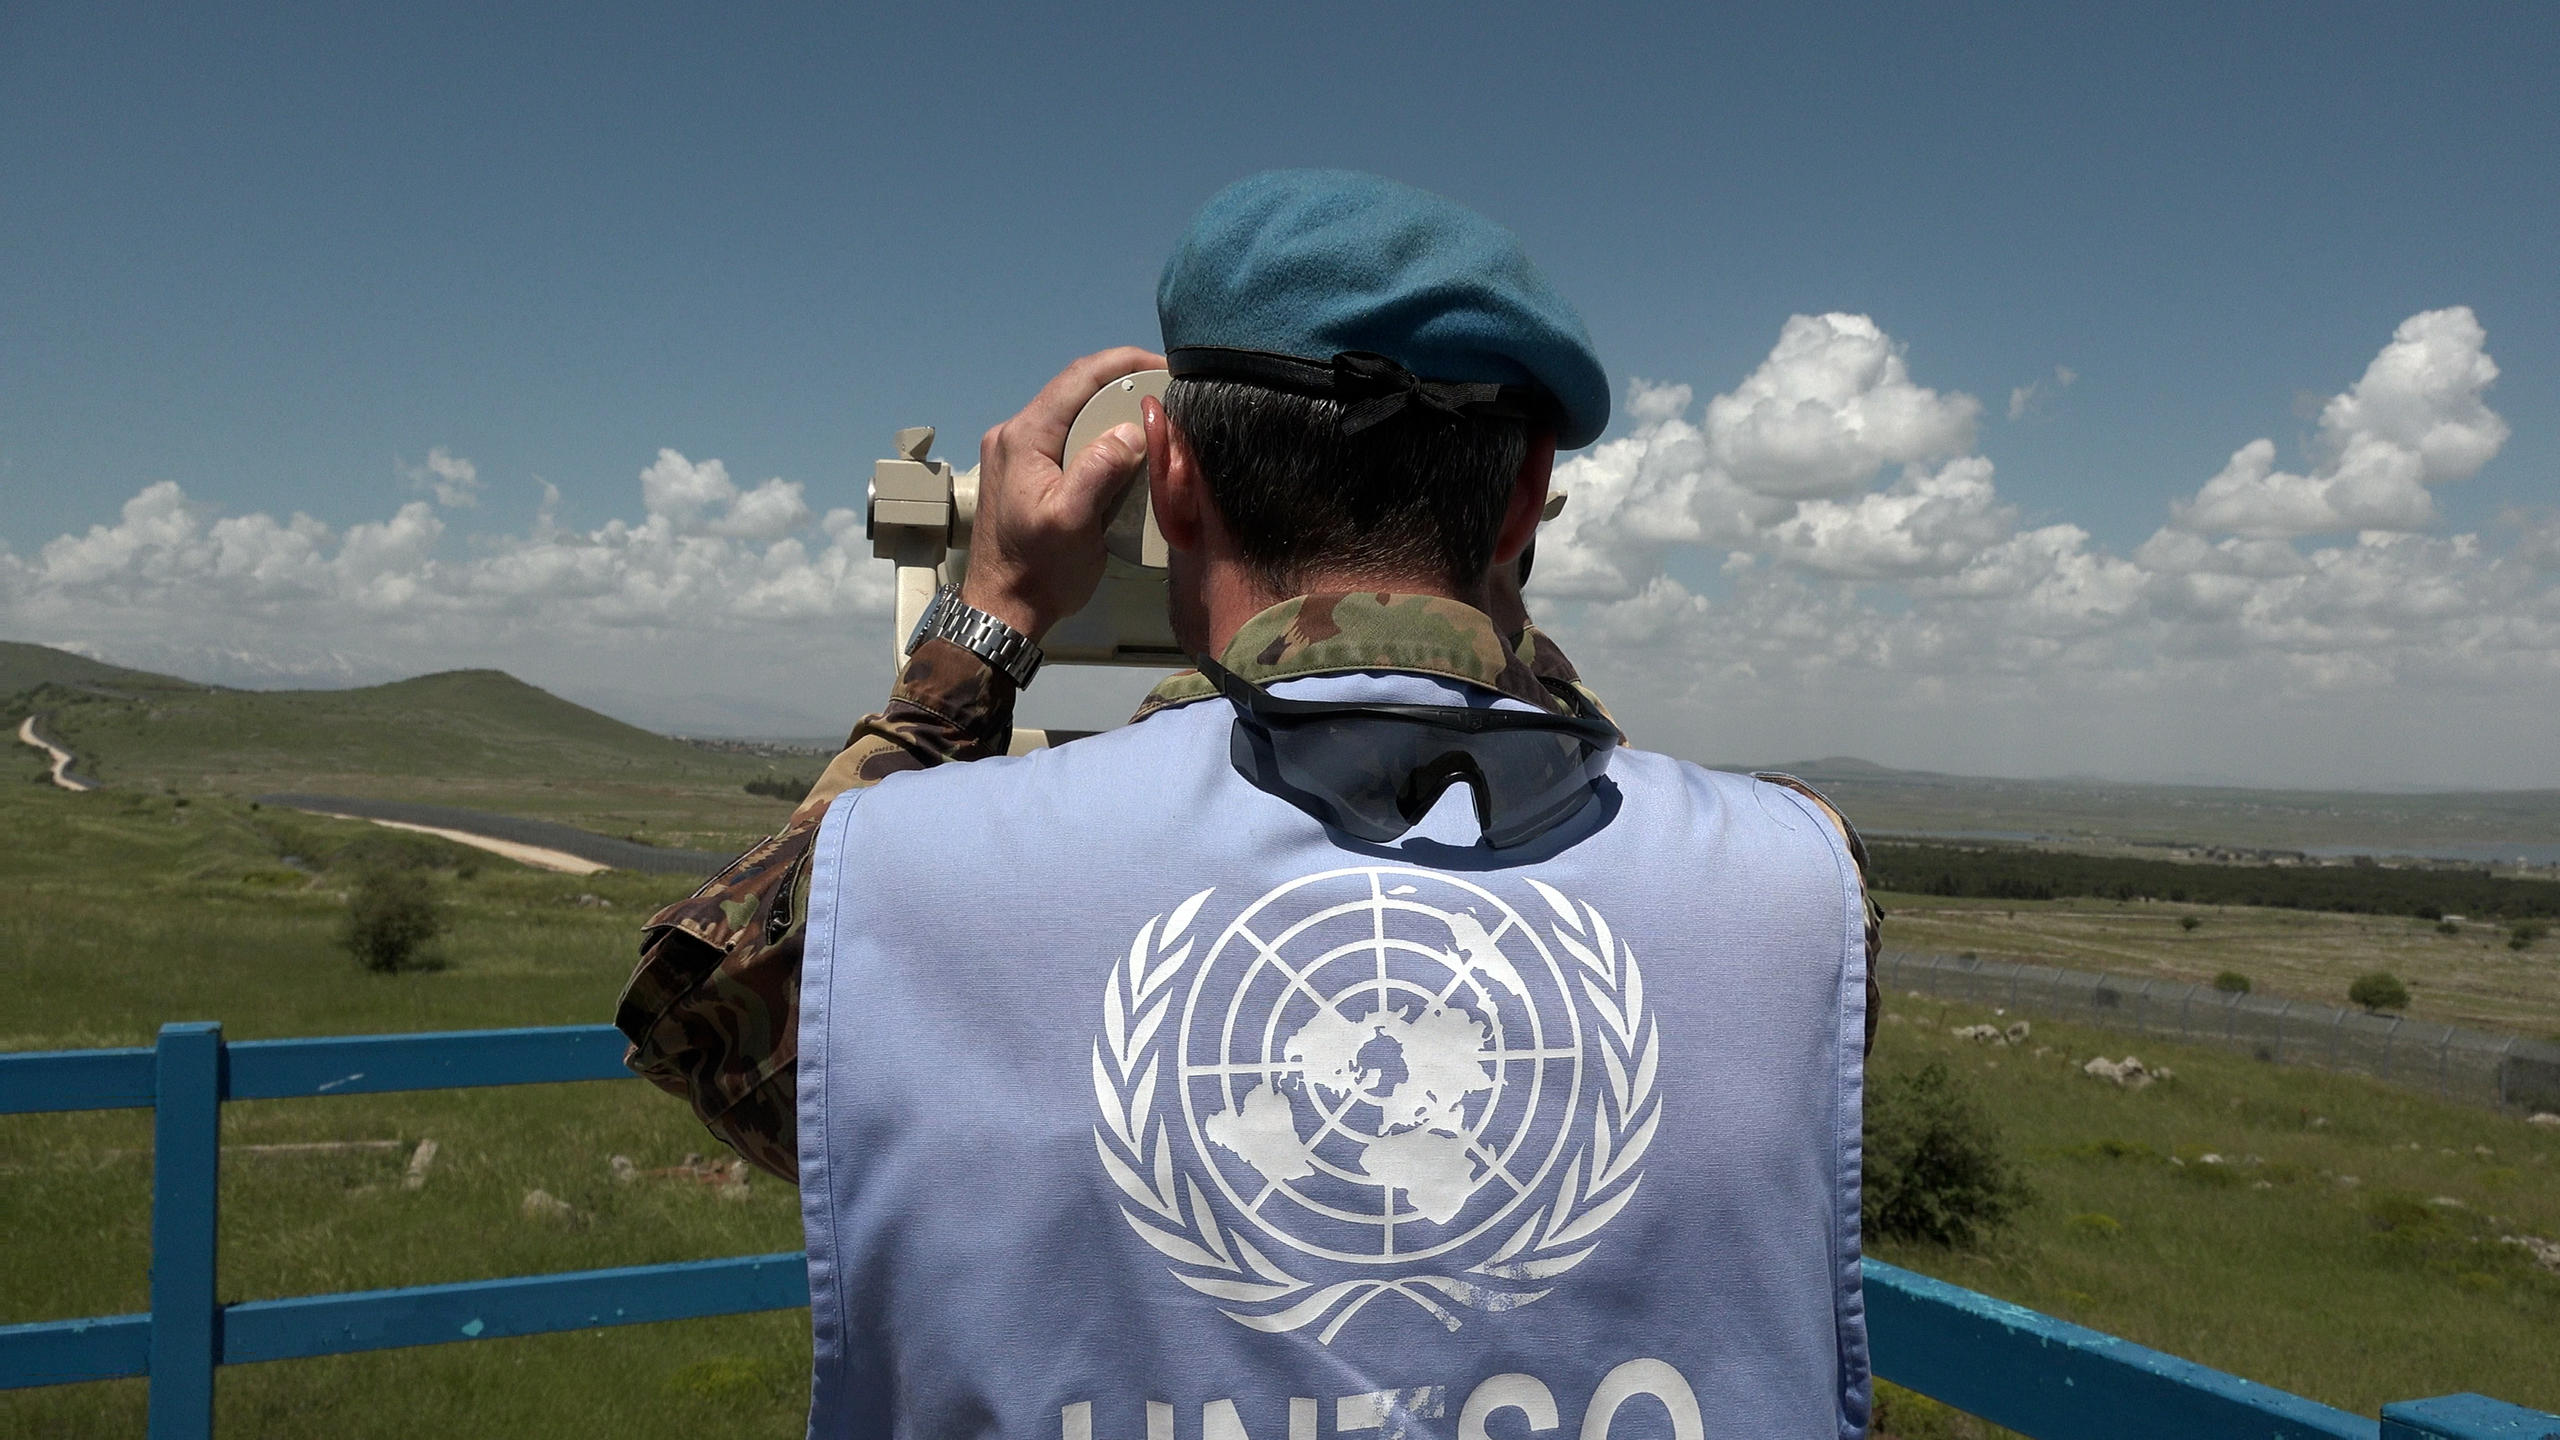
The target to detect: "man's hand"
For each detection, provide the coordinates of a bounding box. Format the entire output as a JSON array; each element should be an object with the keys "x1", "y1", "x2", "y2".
[{"x1": 960, "y1": 346, "x2": 1164, "y2": 641}]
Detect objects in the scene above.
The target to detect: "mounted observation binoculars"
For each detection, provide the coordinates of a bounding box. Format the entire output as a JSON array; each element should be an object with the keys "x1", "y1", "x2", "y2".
[{"x1": 863, "y1": 370, "x2": 1184, "y2": 673}]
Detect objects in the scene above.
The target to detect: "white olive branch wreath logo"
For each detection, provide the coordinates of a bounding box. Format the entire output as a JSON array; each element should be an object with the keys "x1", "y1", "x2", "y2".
[{"x1": 1090, "y1": 877, "x2": 1660, "y2": 1342}]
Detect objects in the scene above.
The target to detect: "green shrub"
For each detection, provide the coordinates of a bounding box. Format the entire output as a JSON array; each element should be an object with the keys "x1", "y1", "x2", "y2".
[
  {"x1": 2066, "y1": 1212, "x2": 2123, "y2": 1237},
  {"x1": 343, "y1": 867, "x2": 448, "y2": 974},
  {"x1": 743, "y1": 775, "x2": 810, "y2": 801},
  {"x1": 2437, "y1": 919, "x2": 2462, "y2": 936},
  {"x1": 2348, "y1": 971, "x2": 2411, "y2": 1014},
  {"x1": 2512, "y1": 921, "x2": 2547, "y2": 951},
  {"x1": 1862, "y1": 1060, "x2": 2031, "y2": 1246},
  {"x1": 2212, "y1": 970, "x2": 2251, "y2": 995},
  {"x1": 2178, "y1": 915, "x2": 2202, "y2": 932}
]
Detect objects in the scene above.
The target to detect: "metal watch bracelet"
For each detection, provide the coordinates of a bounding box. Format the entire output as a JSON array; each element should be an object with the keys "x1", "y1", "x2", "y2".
[{"x1": 909, "y1": 586, "x2": 1044, "y2": 689}]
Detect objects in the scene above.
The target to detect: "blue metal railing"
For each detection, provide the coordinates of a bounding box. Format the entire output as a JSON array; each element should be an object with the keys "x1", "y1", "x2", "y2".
[{"x1": 3, "y1": 1023, "x2": 2552, "y2": 1440}]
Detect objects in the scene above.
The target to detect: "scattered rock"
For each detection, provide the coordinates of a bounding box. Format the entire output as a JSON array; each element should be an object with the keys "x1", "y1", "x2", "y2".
[
  {"x1": 2474, "y1": 1145, "x2": 2496, "y2": 1158},
  {"x1": 402, "y1": 1139, "x2": 438, "y2": 1192},
  {"x1": 573, "y1": 893, "x2": 613, "y2": 908},
  {"x1": 2430, "y1": 1196, "x2": 2469, "y2": 1210},
  {"x1": 2083, "y1": 1056, "x2": 2155, "y2": 1090},
  {"x1": 2336, "y1": 1175, "x2": 2361, "y2": 1188},
  {"x1": 611, "y1": 1154, "x2": 638, "y2": 1184},
  {"x1": 2252, "y1": 1181, "x2": 2274, "y2": 1190},
  {"x1": 2502, "y1": 1235, "x2": 2560, "y2": 1274},
  {"x1": 521, "y1": 1188, "x2": 575, "y2": 1222},
  {"x1": 2004, "y1": 1021, "x2": 2031, "y2": 1045},
  {"x1": 2199, "y1": 1153, "x2": 2225, "y2": 1165},
  {"x1": 2528, "y1": 1113, "x2": 2560, "y2": 1129},
  {"x1": 2309, "y1": 1116, "x2": 2331, "y2": 1129}
]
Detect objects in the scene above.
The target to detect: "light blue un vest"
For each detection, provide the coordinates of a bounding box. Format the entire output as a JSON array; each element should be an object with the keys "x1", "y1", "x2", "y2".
[{"x1": 800, "y1": 673, "x2": 1870, "y2": 1440}]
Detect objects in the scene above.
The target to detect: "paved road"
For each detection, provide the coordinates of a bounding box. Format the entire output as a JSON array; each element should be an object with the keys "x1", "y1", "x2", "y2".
[{"x1": 256, "y1": 793, "x2": 732, "y2": 876}]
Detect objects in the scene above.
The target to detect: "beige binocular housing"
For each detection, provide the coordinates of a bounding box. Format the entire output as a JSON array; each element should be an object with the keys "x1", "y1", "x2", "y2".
[{"x1": 864, "y1": 370, "x2": 1185, "y2": 673}]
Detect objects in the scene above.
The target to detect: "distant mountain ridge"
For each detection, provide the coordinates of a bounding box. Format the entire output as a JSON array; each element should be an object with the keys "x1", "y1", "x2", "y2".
[{"x1": 10, "y1": 642, "x2": 2552, "y2": 854}]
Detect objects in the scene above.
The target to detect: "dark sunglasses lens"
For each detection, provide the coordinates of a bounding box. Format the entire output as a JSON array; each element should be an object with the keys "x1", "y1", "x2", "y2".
[{"x1": 1235, "y1": 712, "x2": 1610, "y2": 847}]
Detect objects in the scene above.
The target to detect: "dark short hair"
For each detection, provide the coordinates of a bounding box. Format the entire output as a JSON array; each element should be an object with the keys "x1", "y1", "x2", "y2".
[{"x1": 1165, "y1": 378, "x2": 1527, "y2": 595}]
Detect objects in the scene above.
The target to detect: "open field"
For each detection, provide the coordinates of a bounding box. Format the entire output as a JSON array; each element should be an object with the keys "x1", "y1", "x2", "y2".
[
  {"x1": 5, "y1": 746, "x2": 2558, "y2": 1434},
  {"x1": 1878, "y1": 891, "x2": 2560, "y2": 1040}
]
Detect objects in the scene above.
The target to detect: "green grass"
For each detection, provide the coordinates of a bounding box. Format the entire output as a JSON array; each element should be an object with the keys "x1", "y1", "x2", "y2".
[
  {"x1": 0, "y1": 755, "x2": 807, "y2": 1438},
  {"x1": 15, "y1": 655, "x2": 808, "y2": 853},
  {"x1": 1867, "y1": 997, "x2": 2560, "y2": 1423},
  {"x1": 5, "y1": 743, "x2": 2558, "y2": 1435}
]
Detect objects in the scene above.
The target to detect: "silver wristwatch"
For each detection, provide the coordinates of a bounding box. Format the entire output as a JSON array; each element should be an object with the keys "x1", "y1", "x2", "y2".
[{"x1": 909, "y1": 586, "x2": 1044, "y2": 689}]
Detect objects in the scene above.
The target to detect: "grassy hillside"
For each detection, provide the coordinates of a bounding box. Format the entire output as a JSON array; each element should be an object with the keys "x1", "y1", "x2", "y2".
[
  {"x1": 0, "y1": 639, "x2": 205, "y2": 698},
  {"x1": 15, "y1": 652, "x2": 807, "y2": 853}
]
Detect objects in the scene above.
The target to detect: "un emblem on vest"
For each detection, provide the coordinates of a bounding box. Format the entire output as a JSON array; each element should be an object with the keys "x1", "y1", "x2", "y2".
[{"x1": 1092, "y1": 866, "x2": 1662, "y2": 1343}]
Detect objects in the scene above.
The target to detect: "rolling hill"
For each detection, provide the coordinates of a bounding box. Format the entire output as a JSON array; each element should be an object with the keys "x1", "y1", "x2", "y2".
[
  {"x1": 8, "y1": 644, "x2": 810, "y2": 852},
  {"x1": 0, "y1": 640, "x2": 206, "y2": 699}
]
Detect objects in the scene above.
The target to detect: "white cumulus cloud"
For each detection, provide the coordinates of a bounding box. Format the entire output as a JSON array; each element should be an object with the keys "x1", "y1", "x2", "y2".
[
  {"x1": 405, "y1": 447, "x2": 483, "y2": 508},
  {"x1": 2169, "y1": 307, "x2": 2507, "y2": 539},
  {"x1": 0, "y1": 450, "x2": 894, "y2": 722}
]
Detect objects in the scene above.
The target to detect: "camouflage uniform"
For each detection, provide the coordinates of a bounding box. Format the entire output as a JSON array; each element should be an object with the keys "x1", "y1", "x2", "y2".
[{"x1": 615, "y1": 593, "x2": 1880, "y2": 1182}]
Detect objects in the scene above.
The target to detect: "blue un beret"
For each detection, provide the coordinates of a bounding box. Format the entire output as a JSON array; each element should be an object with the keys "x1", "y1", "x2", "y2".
[{"x1": 1157, "y1": 170, "x2": 1610, "y2": 449}]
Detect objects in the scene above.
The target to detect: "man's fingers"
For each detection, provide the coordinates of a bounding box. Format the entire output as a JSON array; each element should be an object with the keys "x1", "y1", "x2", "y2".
[
  {"x1": 1057, "y1": 422, "x2": 1148, "y2": 524},
  {"x1": 1013, "y1": 347, "x2": 1169, "y2": 456}
]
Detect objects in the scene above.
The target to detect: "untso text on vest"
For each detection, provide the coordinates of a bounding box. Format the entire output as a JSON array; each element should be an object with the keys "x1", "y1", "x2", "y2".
[{"x1": 798, "y1": 671, "x2": 1870, "y2": 1440}]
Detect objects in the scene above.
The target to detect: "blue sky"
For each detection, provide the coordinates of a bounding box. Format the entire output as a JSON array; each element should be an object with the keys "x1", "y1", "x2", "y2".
[{"x1": 5, "y1": 4, "x2": 2556, "y2": 786}]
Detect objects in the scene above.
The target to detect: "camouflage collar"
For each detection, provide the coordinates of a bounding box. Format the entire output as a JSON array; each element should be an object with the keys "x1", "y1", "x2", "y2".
[{"x1": 1133, "y1": 592, "x2": 1563, "y2": 722}]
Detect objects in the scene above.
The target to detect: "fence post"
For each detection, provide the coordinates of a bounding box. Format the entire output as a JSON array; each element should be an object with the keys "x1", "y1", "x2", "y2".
[
  {"x1": 2495, "y1": 1036, "x2": 2518, "y2": 1110},
  {"x1": 2381, "y1": 1015, "x2": 2402, "y2": 1080},
  {"x1": 149, "y1": 1021, "x2": 223, "y2": 1440},
  {"x1": 2271, "y1": 999, "x2": 2293, "y2": 1063},
  {"x1": 2436, "y1": 1028, "x2": 2453, "y2": 1099},
  {"x1": 2328, "y1": 1008, "x2": 2346, "y2": 1068}
]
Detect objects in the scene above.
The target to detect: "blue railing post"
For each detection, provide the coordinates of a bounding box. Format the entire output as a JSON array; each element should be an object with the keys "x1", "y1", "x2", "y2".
[{"x1": 148, "y1": 1022, "x2": 223, "y2": 1440}]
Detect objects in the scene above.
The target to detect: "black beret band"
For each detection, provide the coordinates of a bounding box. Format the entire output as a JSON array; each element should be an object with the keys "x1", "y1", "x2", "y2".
[{"x1": 1167, "y1": 346, "x2": 1557, "y2": 439}]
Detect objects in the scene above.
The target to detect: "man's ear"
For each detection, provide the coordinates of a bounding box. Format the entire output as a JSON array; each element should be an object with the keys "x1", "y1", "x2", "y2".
[
  {"x1": 1146, "y1": 395, "x2": 1208, "y2": 553},
  {"x1": 1490, "y1": 430, "x2": 1558, "y2": 567}
]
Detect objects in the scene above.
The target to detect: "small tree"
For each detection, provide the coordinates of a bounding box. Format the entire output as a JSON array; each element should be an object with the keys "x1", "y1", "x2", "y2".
[
  {"x1": 2348, "y1": 971, "x2": 2410, "y2": 1014},
  {"x1": 2213, "y1": 970, "x2": 2252, "y2": 995},
  {"x1": 1862, "y1": 1061, "x2": 2030, "y2": 1246},
  {"x1": 2178, "y1": 915, "x2": 2202, "y2": 932},
  {"x1": 344, "y1": 868, "x2": 446, "y2": 973}
]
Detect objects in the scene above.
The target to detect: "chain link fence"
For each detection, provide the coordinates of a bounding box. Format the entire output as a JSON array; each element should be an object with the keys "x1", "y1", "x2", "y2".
[{"x1": 1878, "y1": 949, "x2": 2560, "y2": 1115}]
